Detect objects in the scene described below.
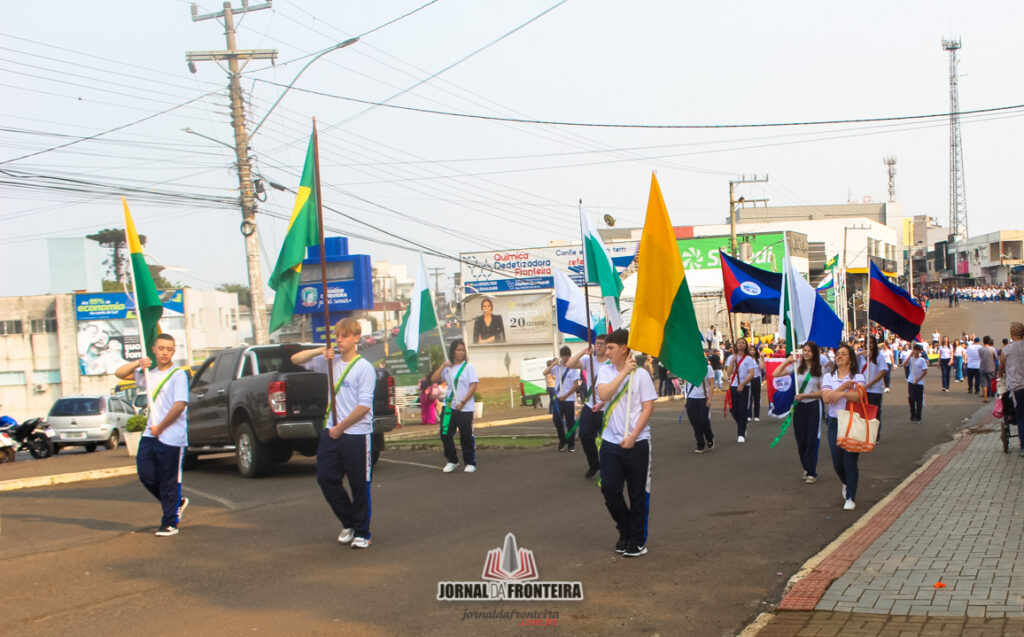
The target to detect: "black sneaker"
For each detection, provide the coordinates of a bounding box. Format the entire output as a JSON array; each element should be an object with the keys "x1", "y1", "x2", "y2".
[
  {"x1": 623, "y1": 543, "x2": 647, "y2": 557},
  {"x1": 155, "y1": 526, "x2": 178, "y2": 537},
  {"x1": 706, "y1": 439, "x2": 714, "y2": 450},
  {"x1": 557, "y1": 441, "x2": 567, "y2": 452},
  {"x1": 177, "y1": 497, "x2": 190, "y2": 523},
  {"x1": 585, "y1": 466, "x2": 599, "y2": 479},
  {"x1": 567, "y1": 446, "x2": 576, "y2": 453},
  {"x1": 615, "y1": 538, "x2": 628, "y2": 554}
]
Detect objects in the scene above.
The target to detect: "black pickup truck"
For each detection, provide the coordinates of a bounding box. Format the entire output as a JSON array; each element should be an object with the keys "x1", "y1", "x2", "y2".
[{"x1": 185, "y1": 344, "x2": 397, "y2": 478}]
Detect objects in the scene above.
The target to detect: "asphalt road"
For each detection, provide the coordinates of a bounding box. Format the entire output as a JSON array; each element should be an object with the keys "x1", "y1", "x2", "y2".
[{"x1": 1, "y1": 381, "x2": 988, "y2": 637}]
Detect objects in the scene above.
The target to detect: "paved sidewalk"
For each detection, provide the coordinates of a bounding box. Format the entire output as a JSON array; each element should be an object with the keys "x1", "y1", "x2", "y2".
[{"x1": 754, "y1": 413, "x2": 1024, "y2": 635}]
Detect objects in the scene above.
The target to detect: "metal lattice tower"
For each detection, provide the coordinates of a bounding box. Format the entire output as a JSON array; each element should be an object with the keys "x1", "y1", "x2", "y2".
[
  {"x1": 943, "y1": 38, "x2": 968, "y2": 241},
  {"x1": 883, "y1": 156, "x2": 897, "y2": 202}
]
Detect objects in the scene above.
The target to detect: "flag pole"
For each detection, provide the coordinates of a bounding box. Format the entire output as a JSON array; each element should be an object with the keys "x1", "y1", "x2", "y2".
[
  {"x1": 432, "y1": 258, "x2": 449, "y2": 365},
  {"x1": 579, "y1": 201, "x2": 596, "y2": 397},
  {"x1": 121, "y1": 211, "x2": 154, "y2": 415},
  {"x1": 311, "y1": 118, "x2": 338, "y2": 426}
]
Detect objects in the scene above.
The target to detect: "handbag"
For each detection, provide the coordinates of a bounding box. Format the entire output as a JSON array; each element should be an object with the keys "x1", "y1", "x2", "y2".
[
  {"x1": 836, "y1": 385, "x2": 879, "y2": 453},
  {"x1": 993, "y1": 396, "x2": 1004, "y2": 419}
]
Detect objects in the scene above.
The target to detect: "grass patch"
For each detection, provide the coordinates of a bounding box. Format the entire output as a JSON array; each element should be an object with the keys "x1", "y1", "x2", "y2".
[{"x1": 387, "y1": 435, "x2": 554, "y2": 450}]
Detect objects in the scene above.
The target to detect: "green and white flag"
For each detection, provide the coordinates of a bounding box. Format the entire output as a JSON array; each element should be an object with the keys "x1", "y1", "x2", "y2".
[
  {"x1": 397, "y1": 253, "x2": 438, "y2": 373},
  {"x1": 579, "y1": 203, "x2": 623, "y2": 330}
]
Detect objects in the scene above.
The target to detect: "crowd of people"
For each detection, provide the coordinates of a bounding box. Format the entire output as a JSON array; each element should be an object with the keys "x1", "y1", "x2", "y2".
[{"x1": 919, "y1": 283, "x2": 1021, "y2": 307}]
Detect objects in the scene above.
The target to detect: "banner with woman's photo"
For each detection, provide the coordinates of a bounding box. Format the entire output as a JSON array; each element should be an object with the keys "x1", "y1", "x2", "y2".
[
  {"x1": 75, "y1": 291, "x2": 187, "y2": 375},
  {"x1": 462, "y1": 292, "x2": 552, "y2": 346}
]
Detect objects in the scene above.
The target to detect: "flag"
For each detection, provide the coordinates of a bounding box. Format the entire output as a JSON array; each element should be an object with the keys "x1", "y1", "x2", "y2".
[
  {"x1": 396, "y1": 253, "x2": 438, "y2": 373},
  {"x1": 766, "y1": 357, "x2": 795, "y2": 417},
  {"x1": 869, "y1": 260, "x2": 925, "y2": 341},
  {"x1": 122, "y1": 198, "x2": 163, "y2": 363},
  {"x1": 824, "y1": 254, "x2": 839, "y2": 270},
  {"x1": 719, "y1": 250, "x2": 782, "y2": 315},
  {"x1": 628, "y1": 173, "x2": 706, "y2": 387},
  {"x1": 268, "y1": 133, "x2": 320, "y2": 334},
  {"x1": 815, "y1": 271, "x2": 834, "y2": 292},
  {"x1": 580, "y1": 203, "x2": 623, "y2": 330},
  {"x1": 781, "y1": 244, "x2": 844, "y2": 350},
  {"x1": 553, "y1": 268, "x2": 592, "y2": 342}
]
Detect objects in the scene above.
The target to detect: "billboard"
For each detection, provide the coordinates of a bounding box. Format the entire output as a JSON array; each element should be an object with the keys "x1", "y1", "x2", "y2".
[
  {"x1": 676, "y1": 233, "x2": 790, "y2": 273},
  {"x1": 462, "y1": 292, "x2": 552, "y2": 346},
  {"x1": 75, "y1": 291, "x2": 187, "y2": 376},
  {"x1": 461, "y1": 243, "x2": 638, "y2": 294}
]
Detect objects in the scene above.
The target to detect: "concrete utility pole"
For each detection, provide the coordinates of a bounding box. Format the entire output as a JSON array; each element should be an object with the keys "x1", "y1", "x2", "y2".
[
  {"x1": 186, "y1": 1, "x2": 277, "y2": 344},
  {"x1": 728, "y1": 175, "x2": 769, "y2": 257},
  {"x1": 428, "y1": 268, "x2": 445, "y2": 313}
]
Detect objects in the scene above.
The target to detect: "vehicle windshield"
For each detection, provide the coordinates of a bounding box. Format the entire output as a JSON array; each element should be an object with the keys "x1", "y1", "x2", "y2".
[
  {"x1": 253, "y1": 348, "x2": 308, "y2": 375},
  {"x1": 49, "y1": 398, "x2": 101, "y2": 416}
]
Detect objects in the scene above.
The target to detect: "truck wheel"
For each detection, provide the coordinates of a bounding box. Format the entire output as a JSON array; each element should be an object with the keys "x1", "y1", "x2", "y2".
[
  {"x1": 104, "y1": 430, "x2": 120, "y2": 450},
  {"x1": 235, "y1": 421, "x2": 271, "y2": 478},
  {"x1": 182, "y1": 452, "x2": 199, "y2": 470},
  {"x1": 272, "y1": 446, "x2": 293, "y2": 463},
  {"x1": 371, "y1": 432, "x2": 384, "y2": 467},
  {"x1": 85, "y1": 443, "x2": 97, "y2": 453}
]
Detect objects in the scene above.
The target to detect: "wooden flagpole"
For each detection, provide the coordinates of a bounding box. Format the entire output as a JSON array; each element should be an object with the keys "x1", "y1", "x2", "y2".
[
  {"x1": 312, "y1": 118, "x2": 338, "y2": 426},
  {"x1": 122, "y1": 222, "x2": 155, "y2": 416},
  {"x1": 579, "y1": 200, "x2": 596, "y2": 399}
]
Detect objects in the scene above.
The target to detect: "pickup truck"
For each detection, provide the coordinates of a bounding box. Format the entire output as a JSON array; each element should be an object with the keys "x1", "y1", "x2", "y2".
[{"x1": 185, "y1": 344, "x2": 397, "y2": 478}]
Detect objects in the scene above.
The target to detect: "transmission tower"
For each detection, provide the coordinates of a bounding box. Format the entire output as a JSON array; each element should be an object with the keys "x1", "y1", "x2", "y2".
[
  {"x1": 883, "y1": 156, "x2": 897, "y2": 202},
  {"x1": 943, "y1": 38, "x2": 968, "y2": 241}
]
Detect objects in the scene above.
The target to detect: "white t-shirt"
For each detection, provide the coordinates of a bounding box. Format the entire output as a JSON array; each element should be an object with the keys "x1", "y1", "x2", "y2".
[
  {"x1": 577, "y1": 355, "x2": 613, "y2": 409},
  {"x1": 939, "y1": 345, "x2": 952, "y2": 359},
  {"x1": 865, "y1": 352, "x2": 890, "y2": 394},
  {"x1": 135, "y1": 366, "x2": 189, "y2": 447},
  {"x1": 907, "y1": 357, "x2": 928, "y2": 385},
  {"x1": 552, "y1": 363, "x2": 581, "y2": 401},
  {"x1": 966, "y1": 344, "x2": 981, "y2": 369},
  {"x1": 728, "y1": 355, "x2": 758, "y2": 388},
  {"x1": 683, "y1": 365, "x2": 715, "y2": 399},
  {"x1": 441, "y1": 361, "x2": 479, "y2": 413},
  {"x1": 821, "y1": 371, "x2": 866, "y2": 419},
  {"x1": 597, "y1": 365, "x2": 657, "y2": 445},
  {"x1": 302, "y1": 355, "x2": 376, "y2": 435},
  {"x1": 932, "y1": 331, "x2": 941, "y2": 342}
]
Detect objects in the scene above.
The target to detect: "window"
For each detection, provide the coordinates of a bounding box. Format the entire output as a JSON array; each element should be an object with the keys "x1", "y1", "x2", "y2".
[
  {"x1": 34, "y1": 370, "x2": 61, "y2": 384},
  {"x1": 0, "y1": 371, "x2": 26, "y2": 386},
  {"x1": 31, "y1": 318, "x2": 58, "y2": 333},
  {"x1": 0, "y1": 320, "x2": 23, "y2": 335}
]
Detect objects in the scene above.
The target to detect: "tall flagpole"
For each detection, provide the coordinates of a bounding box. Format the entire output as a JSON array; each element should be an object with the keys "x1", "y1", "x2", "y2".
[
  {"x1": 579, "y1": 201, "x2": 596, "y2": 397},
  {"x1": 312, "y1": 118, "x2": 338, "y2": 426}
]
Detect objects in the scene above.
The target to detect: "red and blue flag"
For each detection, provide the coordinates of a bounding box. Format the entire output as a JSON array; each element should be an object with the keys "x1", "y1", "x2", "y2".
[
  {"x1": 719, "y1": 250, "x2": 782, "y2": 315},
  {"x1": 868, "y1": 261, "x2": 925, "y2": 341}
]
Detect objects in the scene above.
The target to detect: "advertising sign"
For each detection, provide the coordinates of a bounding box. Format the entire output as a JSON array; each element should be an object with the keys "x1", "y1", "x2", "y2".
[
  {"x1": 676, "y1": 234, "x2": 789, "y2": 273},
  {"x1": 463, "y1": 293, "x2": 552, "y2": 346},
  {"x1": 75, "y1": 291, "x2": 187, "y2": 376},
  {"x1": 461, "y1": 243, "x2": 638, "y2": 294}
]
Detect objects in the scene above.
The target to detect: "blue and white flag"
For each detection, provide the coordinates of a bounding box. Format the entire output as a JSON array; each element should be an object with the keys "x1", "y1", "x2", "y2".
[
  {"x1": 766, "y1": 358, "x2": 796, "y2": 418},
  {"x1": 816, "y1": 271, "x2": 834, "y2": 292},
  {"x1": 782, "y1": 248, "x2": 844, "y2": 349},
  {"x1": 553, "y1": 268, "x2": 593, "y2": 343}
]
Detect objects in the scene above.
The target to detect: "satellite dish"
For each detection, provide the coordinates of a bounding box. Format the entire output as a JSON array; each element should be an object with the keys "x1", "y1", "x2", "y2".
[{"x1": 603, "y1": 214, "x2": 615, "y2": 227}]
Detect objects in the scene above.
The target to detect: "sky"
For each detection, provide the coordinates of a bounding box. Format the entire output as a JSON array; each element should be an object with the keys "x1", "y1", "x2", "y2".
[{"x1": 2, "y1": 0, "x2": 1021, "y2": 299}]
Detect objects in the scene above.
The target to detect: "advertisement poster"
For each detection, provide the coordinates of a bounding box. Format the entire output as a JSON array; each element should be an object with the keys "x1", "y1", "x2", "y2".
[
  {"x1": 462, "y1": 293, "x2": 552, "y2": 346},
  {"x1": 461, "y1": 243, "x2": 638, "y2": 294},
  {"x1": 75, "y1": 291, "x2": 187, "y2": 375}
]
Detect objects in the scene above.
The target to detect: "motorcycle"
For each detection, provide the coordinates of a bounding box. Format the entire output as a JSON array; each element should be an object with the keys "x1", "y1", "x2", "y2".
[
  {"x1": 0, "y1": 421, "x2": 15, "y2": 463},
  {"x1": 0, "y1": 416, "x2": 55, "y2": 460}
]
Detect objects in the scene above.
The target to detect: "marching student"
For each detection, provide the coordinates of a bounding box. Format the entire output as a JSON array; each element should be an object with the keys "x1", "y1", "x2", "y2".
[
  {"x1": 726, "y1": 337, "x2": 758, "y2": 443},
  {"x1": 773, "y1": 341, "x2": 823, "y2": 484},
  {"x1": 863, "y1": 336, "x2": 889, "y2": 438},
  {"x1": 431, "y1": 339, "x2": 479, "y2": 473},
  {"x1": 906, "y1": 343, "x2": 929, "y2": 422},
  {"x1": 291, "y1": 318, "x2": 377, "y2": 549},
  {"x1": 822, "y1": 343, "x2": 867, "y2": 511},
  {"x1": 115, "y1": 334, "x2": 189, "y2": 537},
  {"x1": 544, "y1": 346, "x2": 582, "y2": 452},
  {"x1": 596, "y1": 329, "x2": 657, "y2": 558},
  {"x1": 683, "y1": 354, "x2": 716, "y2": 453},
  {"x1": 566, "y1": 334, "x2": 613, "y2": 478}
]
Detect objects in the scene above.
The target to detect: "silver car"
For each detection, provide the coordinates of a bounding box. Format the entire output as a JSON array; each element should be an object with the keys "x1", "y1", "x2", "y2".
[{"x1": 46, "y1": 395, "x2": 134, "y2": 452}]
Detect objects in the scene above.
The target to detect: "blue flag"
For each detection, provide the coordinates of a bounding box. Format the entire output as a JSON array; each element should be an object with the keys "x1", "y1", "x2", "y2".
[{"x1": 719, "y1": 250, "x2": 782, "y2": 315}]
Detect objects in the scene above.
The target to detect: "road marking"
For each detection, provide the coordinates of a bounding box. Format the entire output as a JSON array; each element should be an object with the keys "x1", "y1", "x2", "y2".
[
  {"x1": 377, "y1": 457, "x2": 441, "y2": 470},
  {"x1": 0, "y1": 466, "x2": 136, "y2": 492},
  {"x1": 182, "y1": 485, "x2": 238, "y2": 510}
]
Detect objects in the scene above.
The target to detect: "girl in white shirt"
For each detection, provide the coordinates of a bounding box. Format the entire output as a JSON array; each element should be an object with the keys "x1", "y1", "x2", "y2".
[
  {"x1": 822, "y1": 343, "x2": 867, "y2": 511},
  {"x1": 773, "y1": 341, "x2": 824, "y2": 483},
  {"x1": 726, "y1": 338, "x2": 758, "y2": 443}
]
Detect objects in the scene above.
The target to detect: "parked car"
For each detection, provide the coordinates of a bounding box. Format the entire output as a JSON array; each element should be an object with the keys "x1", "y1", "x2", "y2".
[
  {"x1": 45, "y1": 395, "x2": 135, "y2": 453},
  {"x1": 390, "y1": 326, "x2": 400, "y2": 337},
  {"x1": 371, "y1": 330, "x2": 385, "y2": 342}
]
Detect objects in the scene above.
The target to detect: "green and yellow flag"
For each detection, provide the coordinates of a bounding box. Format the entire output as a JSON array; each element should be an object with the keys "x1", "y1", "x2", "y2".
[
  {"x1": 122, "y1": 198, "x2": 163, "y2": 364},
  {"x1": 627, "y1": 173, "x2": 706, "y2": 386},
  {"x1": 269, "y1": 133, "x2": 320, "y2": 334}
]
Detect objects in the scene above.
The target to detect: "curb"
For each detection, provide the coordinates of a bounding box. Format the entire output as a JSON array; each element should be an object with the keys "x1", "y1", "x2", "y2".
[{"x1": 0, "y1": 465, "x2": 137, "y2": 492}]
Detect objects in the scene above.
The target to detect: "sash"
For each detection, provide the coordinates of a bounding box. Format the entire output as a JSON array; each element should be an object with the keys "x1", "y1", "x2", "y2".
[
  {"x1": 151, "y1": 367, "x2": 186, "y2": 401},
  {"x1": 594, "y1": 371, "x2": 633, "y2": 487},
  {"x1": 323, "y1": 355, "x2": 363, "y2": 428},
  {"x1": 440, "y1": 362, "x2": 468, "y2": 434}
]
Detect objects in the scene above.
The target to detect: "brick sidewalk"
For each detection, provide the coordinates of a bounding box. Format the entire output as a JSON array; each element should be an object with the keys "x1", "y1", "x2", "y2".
[{"x1": 755, "y1": 419, "x2": 1024, "y2": 636}]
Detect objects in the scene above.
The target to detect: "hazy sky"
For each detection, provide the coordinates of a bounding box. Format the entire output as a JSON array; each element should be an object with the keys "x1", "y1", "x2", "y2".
[{"x1": 2, "y1": 0, "x2": 1020, "y2": 298}]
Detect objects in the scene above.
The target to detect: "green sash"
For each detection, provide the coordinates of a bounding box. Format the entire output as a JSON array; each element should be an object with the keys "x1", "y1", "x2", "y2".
[
  {"x1": 440, "y1": 362, "x2": 468, "y2": 435},
  {"x1": 151, "y1": 367, "x2": 186, "y2": 401},
  {"x1": 323, "y1": 355, "x2": 363, "y2": 428},
  {"x1": 593, "y1": 376, "x2": 631, "y2": 487}
]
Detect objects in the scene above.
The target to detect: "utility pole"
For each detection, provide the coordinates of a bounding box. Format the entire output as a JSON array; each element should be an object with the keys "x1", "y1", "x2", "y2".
[
  {"x1": 186, "y1": 1, "x2": 277, "y2": 344},
  {"x1": 428, "y1": 268, "x2": 445, "y2": 314},
  {"x1": 727, "y1": 175, "x2": 768, "y2": 343}
]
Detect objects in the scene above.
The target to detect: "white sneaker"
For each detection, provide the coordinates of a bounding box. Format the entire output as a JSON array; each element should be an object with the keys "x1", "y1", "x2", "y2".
[
  {"x1": 351, "y1": 536, "x2": 371, "y2": 549},
  {"x1": 464, "y1": 464, "x2": 476, "y2": 473},
  {"x1": 842, "y1": 485, "x2": 847, "y2": 501},
  {"x1": 884, "y1": 388, "x2": 890, "y2": 393},
  {"x1": 753, "y1": 417, "x2": 760, "y2": 422},
  {"x1": 737, "y1": 436, "x2": 746, "y2": 443},
  {"x1": 843, "y1": 499, "x2": 856, "y2": 511},
  {"x1": 337, "y1": 528, "x2": 355, "y2": 544},
  {"x1": 442, "y1": 462, "x2": 458, "y2": 473}
]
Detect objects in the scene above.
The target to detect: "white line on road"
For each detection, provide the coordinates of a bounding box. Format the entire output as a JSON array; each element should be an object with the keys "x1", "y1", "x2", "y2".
[
  {"x1": 183, "y1": 485, "x2": 239, "y2": 510},
  {"x1": 377, "y1": 457, "x2": 441, "y2": 470}
]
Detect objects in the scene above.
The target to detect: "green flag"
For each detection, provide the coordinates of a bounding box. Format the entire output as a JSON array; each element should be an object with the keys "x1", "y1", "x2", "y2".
[
  {"x1": 396, "y1": 254, "x2": 438, "y2": 373},
  {"x1": 122, "y1": 198, "x2": 163, "y2": 363},
  {"x1": 269, "y1": 133, "x2": 320, "y2": 334}
]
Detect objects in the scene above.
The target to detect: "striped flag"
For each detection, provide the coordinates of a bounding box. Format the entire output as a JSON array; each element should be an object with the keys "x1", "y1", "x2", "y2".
[
  {"x1": 396, "y1": 254, "x2": 438, "y2": 373},
  {"x1": 580, "y1": 203, "x2": 623, "y2": 330},
  {"x1": 122, "y1": 199, "x2": 164, "y2": 363}
]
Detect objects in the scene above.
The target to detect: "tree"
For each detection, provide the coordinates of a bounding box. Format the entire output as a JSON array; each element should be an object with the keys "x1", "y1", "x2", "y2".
[
  {"x1": 87, "y1": 228, "x2": 146, "y2": 283},
  {"x1": 217, "y1": 283, "x2": 251, "y2": 308}
]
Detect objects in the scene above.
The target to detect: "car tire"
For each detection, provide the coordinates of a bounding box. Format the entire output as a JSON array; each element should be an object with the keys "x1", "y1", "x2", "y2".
[
  {"x1": 181, "y1": 452, "x2": 199, "y2": 471},
  {"x1": 104, "y1": 430, "x2": 120, "y2": 450},
  {"x1": 235, "y1": 421, "x2": 271, "y2": 479},
  {"x1": 85, "y1": 443, "x2": 97, "y2": 453}
]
